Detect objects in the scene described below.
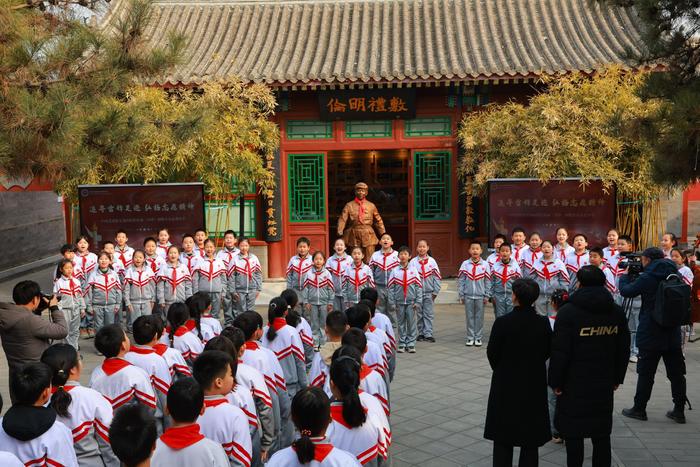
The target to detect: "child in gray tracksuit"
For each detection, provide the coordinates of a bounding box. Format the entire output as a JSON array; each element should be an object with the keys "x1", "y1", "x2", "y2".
[
  {"x1": 228, "y1": 239, "x2": 263, "y2": 319},
  {"x1": 157, "y1": 260, "x2": 192, "y2": 314},
  {"x1": 458, "y1": 243, "x2": 492, "y2": 346},
  {"x1": 388, "y1": 247, "x2": 423, "y2": 353},
  {"x1": 489, "y1": 244, "x2": 522, "y2": 318},
  {"x1": 122, "y1": 251, "x2": 157, "y2": 322},
  {"x1": 286, "y1": 238, "x2": 313, "y2": 309},
  {"x1": 409, "y1": 240, "x2": 442, "y2": 342},
  {"x1": 302, "y1": 252, "x2": 335, "y2": 347},
  {"x1": 53, "y1": 260, "x2": 86, "y2": 350},
  {"x1": 192, "y1": 256, "x2": 227, "y2": 320},
  {"x1": 85, "y1": 252, "x2": 122, "y2": 332}
]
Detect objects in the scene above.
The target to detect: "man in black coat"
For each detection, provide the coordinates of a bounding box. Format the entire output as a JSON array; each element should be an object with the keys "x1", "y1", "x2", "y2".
[
  {"x1": 619, "y1": 247, "x2": 689, "y2": 423},
  {"x1": 485, "y1": 278, "x2": 551, "y2": 467},
  {"x1": 549, "y1": 266, "x2": 630, "y2": 467}
]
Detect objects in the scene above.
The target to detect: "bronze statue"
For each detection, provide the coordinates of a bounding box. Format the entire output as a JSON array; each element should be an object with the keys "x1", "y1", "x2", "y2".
[{"x1": 337, "y1": 182, "x2": 386, "y2": 261}]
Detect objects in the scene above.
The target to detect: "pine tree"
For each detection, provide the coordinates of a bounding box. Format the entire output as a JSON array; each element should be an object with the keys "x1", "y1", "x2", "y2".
[{"x1": 604, "y1": 0, "x2": 700, "y2": 186}]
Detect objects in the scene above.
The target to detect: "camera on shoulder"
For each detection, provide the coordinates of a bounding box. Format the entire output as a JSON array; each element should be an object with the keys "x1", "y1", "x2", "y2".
[{"x1": 618, "y1": 252, "x2": 644, "y2": 277}]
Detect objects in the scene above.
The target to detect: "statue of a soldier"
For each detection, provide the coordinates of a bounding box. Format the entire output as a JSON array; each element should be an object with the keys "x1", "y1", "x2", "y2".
[{"x1": 337, "y1": 182, "x2": 386, "y2": 262}]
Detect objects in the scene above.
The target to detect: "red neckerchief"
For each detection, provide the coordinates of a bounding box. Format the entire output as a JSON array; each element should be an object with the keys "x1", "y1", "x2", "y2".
[
  {"x1": 401, "y1": 266, "x2": 408, "y2": 299},
  {"x1": 118, "y1": 248, "x2": 127, "y2": 267},
  {"x1": 244, "y1": 341, "x2": 259, "y2": 351},
  {"x1": 368, "y1": 325, "x2": 376, "y2": 332},
  {"x1": 203, "y1": 396, "x2": 228, "y2": 408},
  {"x1": 359, "y1": 364, "x2": 372, "y2": 381},
  {"x1": 81, "y1": 254, "x2": 87, "y2": 271},
  {"x1": 153, "y1": 343, "x2": 168, "y2": 356},
  {"x1": 174, "y1": 325, "x2": 189, "y2": 337},
  {"x1": 170, "y1": 264, "x2": 178, "y2": 293},
  {"x1": 541, "y1": 260, "x2": 553, "y2": 280},
  {"x1": 471, "y1": 259, "x2": 480, "y2": 278},
  {"x1": 354, "y1": 263, "x2": 363, "y2": 293},
  {"x1": 67, "y1": 276, "x2": 78, "y2": 296},
  {"x1": 291, "y1": 436, "x2": 333, "y2": 462},
  {"x1": 575, "y1": 251, "x2": 586, "y2": 267},
  {"x1": 160, "y1": 424, "x2": 205, "y2": 450},
  {"x1": 355, "y1": 197, "x2": 365, "y2": 221},
  {"x1": 514, "y1": 244, "x2": 524, "y2": 261},
  {"x1": 148, "y1": 257, "x2": 158, "y2": 273},
  {"x1": 297, "y1": 255, "x2": 309, "y2": 288},
  {"x1": 530, "y1": 248, "x2": 541, "y2": 263},
  {"x1": 501, "y1": 260, "x2": 509, "y2": 285},
  {"x1": 50, "y1": 385, "x2": 76, "y2": 395},
  {"x1": 242, "y1": 256, "x2": 252, "y2": 279},
  {"x1": 608, "y1": 247, "x2": 617, "y2": 256},
  {"x1": 130, "y1": 345, "x2": 156, "y2": 355},
  {"x1": 419, "y1": 256, "x2": 429, "y2": 278},
  {"x1": 102, "y1": 358, "x2": 131, "y2": 376},
  {"x1": 207, "y1": 258, "x2": 215, "y2": 277},
  {"x1": 270, "y1": 318, "x2": 287, "y2": 332},
  {"x1": 330, "y1": 402, "x2": 368, "y2": 429},
  {"x1": 334, "y1": 255, "x2": 345, "y2": 276}
]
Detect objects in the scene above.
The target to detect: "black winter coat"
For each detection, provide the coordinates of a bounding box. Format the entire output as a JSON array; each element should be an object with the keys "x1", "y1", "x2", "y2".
[
  {"x1": 619, "y1": 258, "x2": 682, "y2": 351},
  {"x1": 484, "y1": 306, "x2": 552, "y2": 447},
  {"x1": 548, "y1": 286, "x2": 630, "y2": 438}
]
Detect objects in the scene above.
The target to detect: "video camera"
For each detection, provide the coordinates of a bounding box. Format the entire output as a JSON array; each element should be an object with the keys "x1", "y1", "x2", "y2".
[
  {"x1": 34, "y1": 293, "x2": 57, "y2": 315},
  {"x1": 618, "y1": 252, "x2": 644, "y2": 277}
]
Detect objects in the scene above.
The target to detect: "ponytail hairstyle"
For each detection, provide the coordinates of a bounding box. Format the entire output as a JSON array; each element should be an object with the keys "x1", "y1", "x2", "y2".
[
  {"x1": 281, "y1": 289, "x2": 301, "y2": 327},
  {"x1": 40, "y1": 344, "x2": 79, "y2": 418},
  {"x1": 56, "y1": 259, "x2": 73, "y2": 280},
  {"x1": 291, "y1": 387, "x2": 331, "y2": 464},
  {"x1": 329, "y1": 349, "x2": 366, "y2": 428},
  {"x1": 166, "y1": 302, "x2": 190, "y2": 348},
  {"x1": 186, "y1": 293, "x2": 210, "y2": 341},
  {"x1": 664, "y1": 232, "x2": 679, "y2": 248},
  {"x1": 266, "y1": 297, "x2": 288, "y2": 342}
]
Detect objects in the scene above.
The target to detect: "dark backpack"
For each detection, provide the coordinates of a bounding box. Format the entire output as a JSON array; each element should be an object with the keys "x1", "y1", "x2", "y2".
[{"x1": 652, "y1": 274, "x2": 691, "y2": 327}]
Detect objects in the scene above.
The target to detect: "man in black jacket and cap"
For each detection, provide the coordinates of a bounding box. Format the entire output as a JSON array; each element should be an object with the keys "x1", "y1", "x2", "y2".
[
  {"x1": 549, "y1": 265, "x2": 630, "y2": 467},
  {"x1": 619, "y1": 247, "x2": 689, "y2": 423}
]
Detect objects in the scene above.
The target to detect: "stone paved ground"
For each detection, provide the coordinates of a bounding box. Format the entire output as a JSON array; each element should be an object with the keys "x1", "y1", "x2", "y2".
[{"x1": 1, "y1": 270, "x2": 700, "y2": 466}]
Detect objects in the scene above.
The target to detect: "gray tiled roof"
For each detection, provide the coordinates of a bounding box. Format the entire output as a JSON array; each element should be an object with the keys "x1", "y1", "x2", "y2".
[{"x1": 103, "y1": 0, "x2": 646, "y2": 86}]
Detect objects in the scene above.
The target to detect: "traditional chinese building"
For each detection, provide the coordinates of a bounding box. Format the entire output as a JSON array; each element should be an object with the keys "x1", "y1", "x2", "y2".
[{"x1": 99, "y1": 0, "x2": 647, "y2": 277}]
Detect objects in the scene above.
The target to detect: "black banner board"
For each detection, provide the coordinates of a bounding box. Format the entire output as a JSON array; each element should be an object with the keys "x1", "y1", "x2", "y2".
[{"x1": 318, "y1": 88, "x2": 416, "y2": 121}]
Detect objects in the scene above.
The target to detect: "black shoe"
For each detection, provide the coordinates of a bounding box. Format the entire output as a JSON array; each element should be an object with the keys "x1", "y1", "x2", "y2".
[
  {"x1": 425, "y1": 336, "x2": 436, "y2": 343},
  {"x1": 416, "y1": 335, "x2": 425, "y2": 341},
  {"x1": 622, "y1": 407, "x2": 648, "y2": 421},
  {"x1": 666, "y1": 407, "x2": 686, "y2": 424}
]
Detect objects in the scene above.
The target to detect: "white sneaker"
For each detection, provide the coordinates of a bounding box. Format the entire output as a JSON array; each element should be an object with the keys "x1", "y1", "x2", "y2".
[
  {"x1": 474, "y1": 339, "x2": 482, "y2": 347},
  {"x1": 465, "y1": 339, "x2": 474, "y2": 347},
  {"x1": 630, "y1": 355, "x2": 638, "y2": 363},
  {"x1": 397, "y1": 346, "x2": 405, "y2": 354}
]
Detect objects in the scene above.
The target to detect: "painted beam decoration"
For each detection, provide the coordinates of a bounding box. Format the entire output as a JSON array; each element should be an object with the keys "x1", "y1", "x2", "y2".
[
  {"x1": 318, "y1": 88, "x2": 416, "y2": 121},
  {"x1": 78, "y1": 183, "x2": 205, "y2": 252},
  {"x1": 488, "y1": 179, "x2": 616, "y2": 246}
]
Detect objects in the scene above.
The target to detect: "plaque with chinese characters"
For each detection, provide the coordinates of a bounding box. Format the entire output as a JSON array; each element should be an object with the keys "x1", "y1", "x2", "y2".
[
  {"x1": 318, "y1": 89, "x2": 416, "y2": 121},
  {"x1": 78, "y1": 183, "x2": 205, "y2": 252},
  {"x1": 488, "y1": 179, "x2": 616, "y2": 247}
]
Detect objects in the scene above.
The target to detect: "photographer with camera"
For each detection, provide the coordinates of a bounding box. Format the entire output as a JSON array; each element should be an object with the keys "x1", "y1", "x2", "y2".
[
  {"x1": 619, "y1": 248, "x2": 689, "y2": 424},
  {"x1": 0, "y1": 281, "x2": 67, "y2": 401}
]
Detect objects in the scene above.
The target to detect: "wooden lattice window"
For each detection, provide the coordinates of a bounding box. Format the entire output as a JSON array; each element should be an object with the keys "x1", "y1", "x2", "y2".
[
  {"x1": 413, "y1": 151, "x2": 451, "y2": 220},
  {"x1": 288, "y1": 153, "x2": 326, "y2": 222}
]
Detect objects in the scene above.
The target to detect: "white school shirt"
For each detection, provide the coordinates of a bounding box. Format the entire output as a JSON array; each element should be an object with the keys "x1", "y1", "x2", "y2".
[
  {"x1": 266, "y1": 437, "x2": 361, "y2": 467},
  {"x1": 89, "y1": 358, "x2": 157, "y2": 410},
  {"x1": 53, "y1": 275, "x2": 85, "y2": 308},
  {"x1": 602, "y1": 265, "x2": 618, "y2": 294},
  {"x1": 358, "y1": 392, "x2": 391, "y2": 456},
  {"x1": 226, "y1": 385, "x2": 259, "y2": 433},
  {"x1": 114, "y1": 245, "x2": 134, "y2": 269},
  {"x1": 678, "y1": 265, "x2": 694, "y2": 286},
  {"x1": 261, "y1": 321, "x2": 306, "y2": 363},
  {"x1": 369, "y1": 250, "x2": 399, "y2": 286},
  {"x1": 216, "y1": 247, "x2": 241, "y2": 268},
  {"x1": 0, "y1": 418, "x2": 78, "y2": 467},
  {"x1": 236, "y1": 361, "x2": 274, "y2": 409},
  {"x1": 359, "y1": 366, "x2": 389, "y2": 416},
  {"x1": 603, "y1": 246, "x2": 619, "y2": 264},
  {"x1": 555, "y1": 244, "x2": 575, "y2": 262},
  {"x1": 367, "y1": 326, "x2": 392, "y2": 359},
  {"x1": 124, "y1": 345, "x2": 173, "y2": 397},
  {"x1": 193, "y1": 257, "x2": 227, "y2": 293},
  {"x1": 145, "y1": 254, "x2": 167, "y2": 275},
  {"x1": 159, "y1": 323, "x2": 204, "y2": 363},
  {"x1": 0, "y1": 451, "x2": 23, "y2": 467},
  {"x1": 179, "y1": 252, "x2": 204, "y2": 275},
  {"x1": 326, "y1": 402, "x2": 383, "y2": 466},
  {"x1": 521, "y1": 248, "x2": 543, "y2": 274},
  {"x1": 486, "y1": 251, "x2": 501, "y2": 267},
  {"x1": 122, "y1": 266, "x2": 157, "y2": 302},
  {"x1": 286, "y1": 255, "x2": 314, "y2": 290},
  {"x1": 364, "y1": 341, "x2": 388, "y2": 379},
  {"x1": 530, "y1": 257, "x2": 569, "y2": 295},
  {"x1": 154, "y1": 343, "x2": 192, "y2": 377},
  {"x1": 200, "y1": 315, "x2": 223, "y2": 342},
  {"x1": 261, "y1": 344, "x2": 290, "y2": 394},
  {"x1": 76, "y1": 252, "x2": 98, "y2": 279},
  {"x1": 511, "y1": 244, "x2": 530, "y2": 266},
  {"x1": 370, "y1": 313, "x2": 396, "y2": 352},
  {"x1": 199, "y1": 395, "x2": 253, "y2": 467},
  {"x1": 296, "y1": 317, "x2": 315, "y2": 349},
  {"x1": 326, "y1": 254, "x2": 353, "y2": 296},
  {"x1": 154, "y1": 242, "x2": 172, "y2": 260},
  {"x1": 241, "y1": 341, "x2": 280, "y2": 396},
  {"x1": 152, "y1": 425, "x2": 228, "y2": 467},
  {"x1": 309, "y1": 351, "x2": 333, "y2": 398},
  {"x1": 53, "y1": 381, "x2": 118, "y2": 467},
  {"x1": 564, "y1": 251, "x2": 590, "y2": 275}
]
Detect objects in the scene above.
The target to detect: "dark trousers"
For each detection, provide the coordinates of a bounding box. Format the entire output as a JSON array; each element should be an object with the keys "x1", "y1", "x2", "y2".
[
  {"x1": 634, "y1": 347, "x2": 686, "y2": 410},
  {"x1": 493, "y1": 443, "x2": 538, "y2": 467},
  {"x1": 565, "y1": 436, "x2": 611, "y2": 467}
]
